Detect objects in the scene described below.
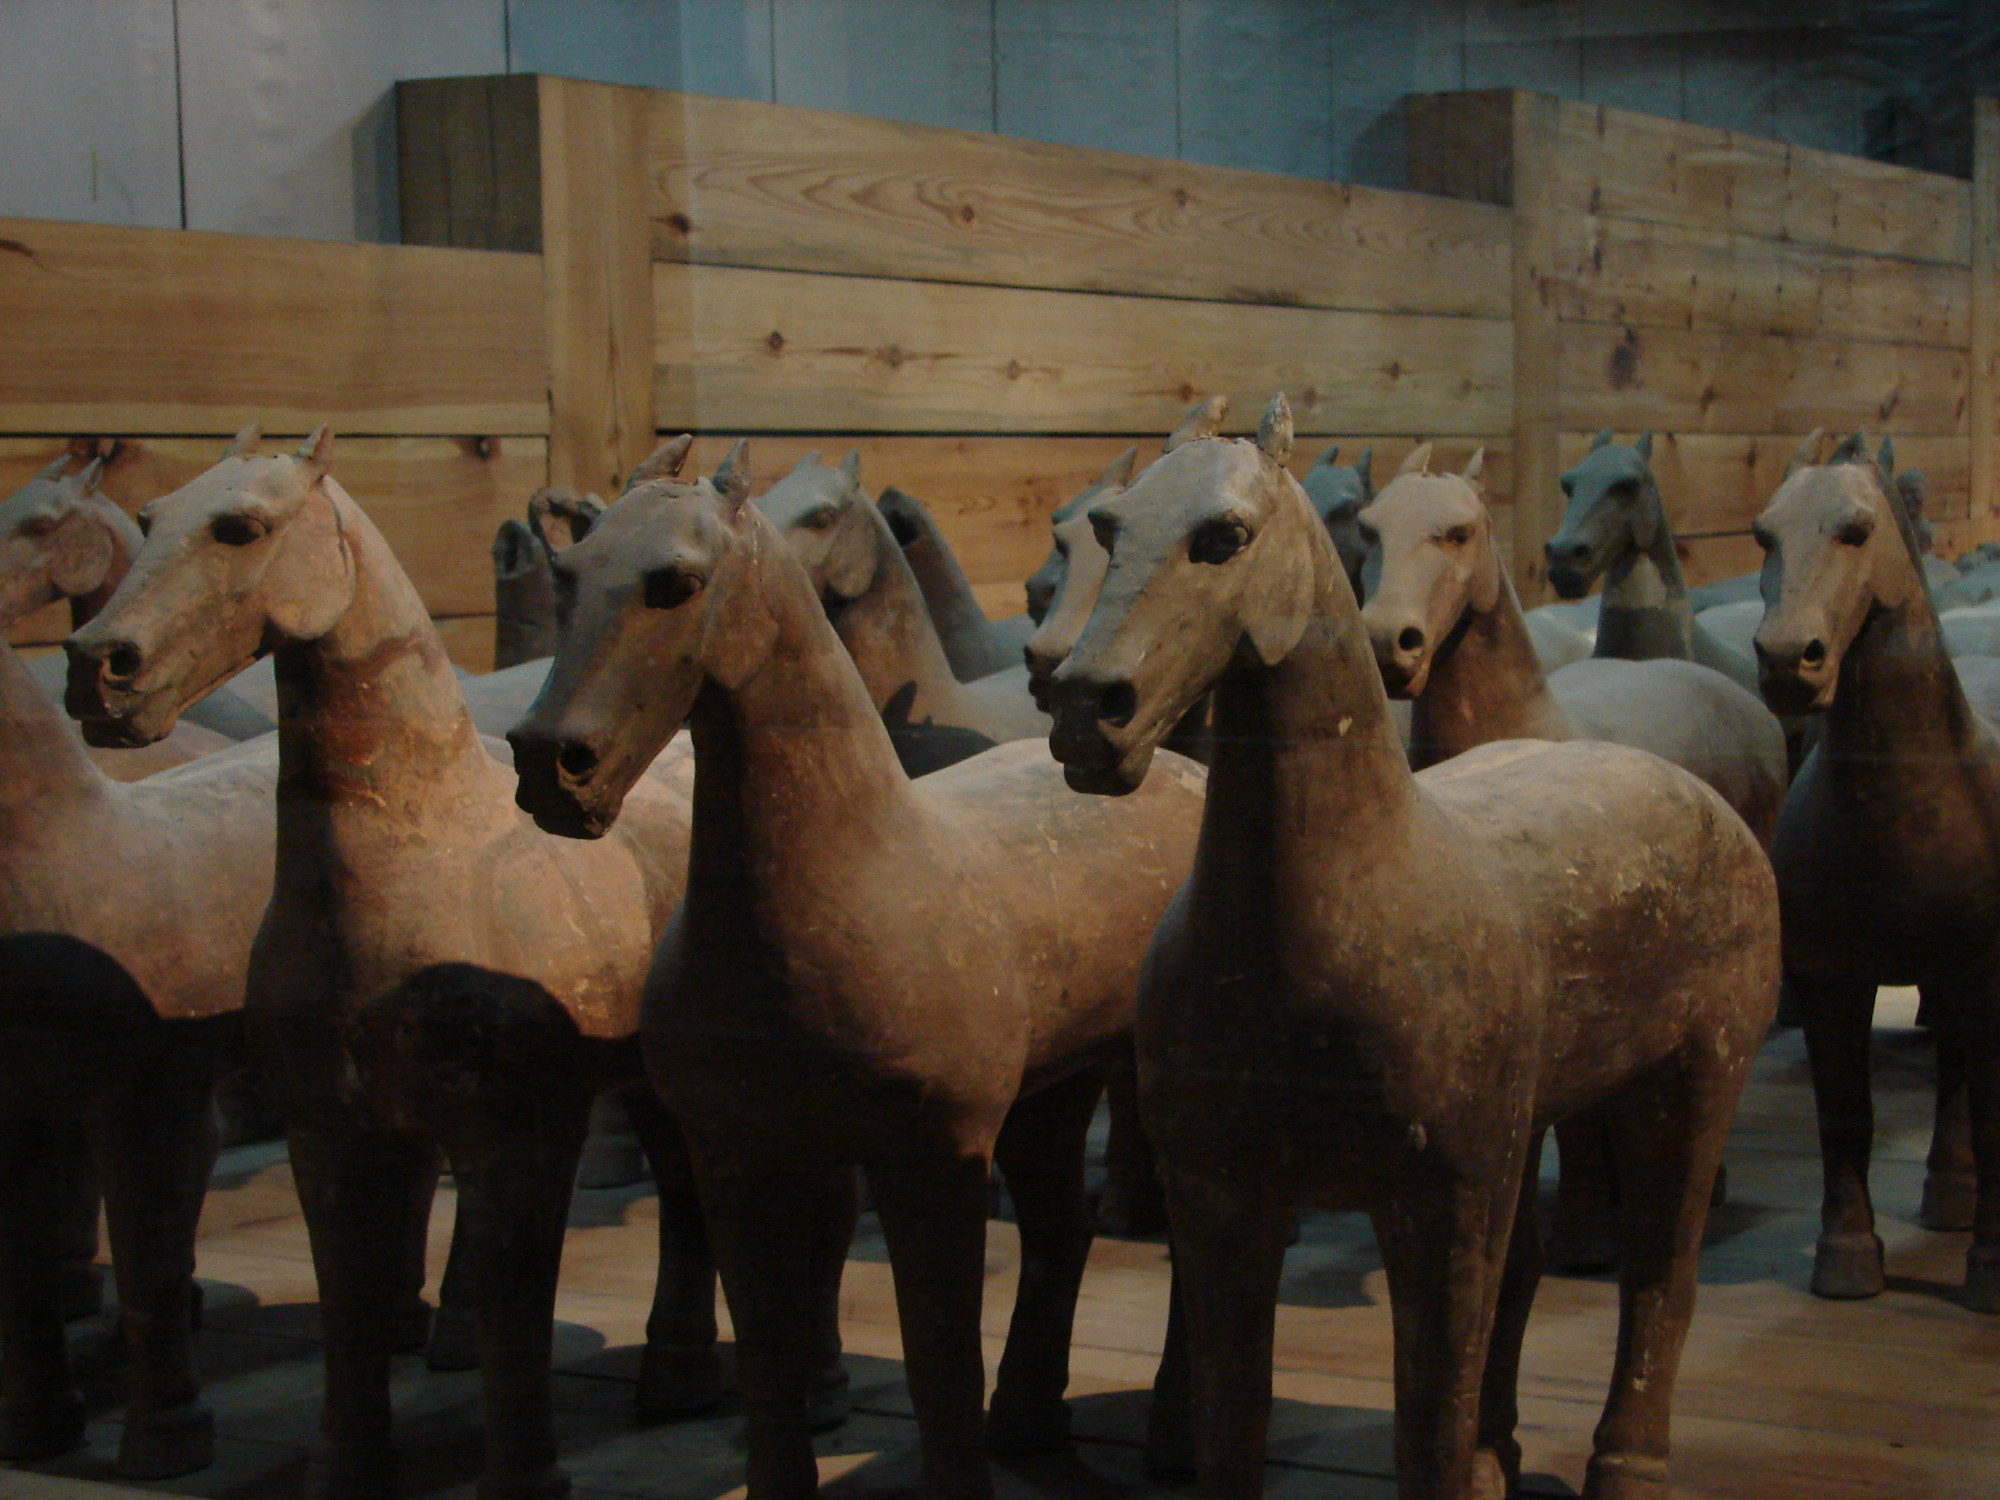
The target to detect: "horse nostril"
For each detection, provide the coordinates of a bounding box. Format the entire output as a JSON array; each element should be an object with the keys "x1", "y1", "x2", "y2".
[
  {"x1": 1096, "y1": 680, "x2": 1137, "y2": 728},
  {"x1": 1397, "y1": 626, "x2": 1425, "y2": 655},
  {"x1": 1801, "y1": 639, "x2": 1827, "y2": 668},
  {"x1": 103, "y1": 644, "x2": 143, "y2": 685},
  {"x1": 556, "y1": 741, "x2": 599, "y2": 781}
]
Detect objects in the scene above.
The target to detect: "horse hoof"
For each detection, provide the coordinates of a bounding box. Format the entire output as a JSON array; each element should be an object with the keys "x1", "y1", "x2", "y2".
[
  {"x1": 0, "y1": 1386, "x2": 86, "y2": 1461},
  {"x1": 1811, "y1": 1231, "x2": 1885, "y2": 1299},
  {"x1": 427, "y1": 1305, "x2": 479, "y2": 1371},
  {"x1": 635, "y1": 1343, "x2": 724, "y2": 1423},
  {"x1": 1964, "y1": 1249, "x2": 2000, "y2": 1314},
  {"x1": 1470, "y1": 1448, "x2": 1512, "y2": 1500},
  {"x1": 1921, "y1": 1171, "x2": 1978, "y2": 1231},
  {"x1": 60, "y1": 1259, "x2": 105, "y2": 1321},
  {"x1": 478, "y1": 1465, "x2": 572, "y2": 1500},
  {"x1": 808, "y1": 1364, "x2": 852, "y2": 1433},
  {"x1": 118, "y1": 1401, "x2": 215, "y2": 1479},
  {"x1": 1143, "y1": 1383, "x2": 1194, "y2": 1478},
  {"x1": 986, "y1": 1392, "x2": 1072, "y2": 1456},
  {"x1": 1583, "y1": 1452, "x2": 1671, "y2": 1499}
]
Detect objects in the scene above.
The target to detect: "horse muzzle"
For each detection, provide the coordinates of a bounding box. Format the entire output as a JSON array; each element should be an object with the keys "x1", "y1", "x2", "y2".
[
  {"x1": 62, "y1": 635, "x2": 182, "y2": 747},
  {"x1": 507, "y1": 727, "x2": 624, "y2": 839}
]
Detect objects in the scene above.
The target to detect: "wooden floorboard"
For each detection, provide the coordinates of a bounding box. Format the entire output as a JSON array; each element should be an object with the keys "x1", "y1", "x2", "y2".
[{"x1": 9, "y1": 992, "x2": 2000, "y2": 1498}]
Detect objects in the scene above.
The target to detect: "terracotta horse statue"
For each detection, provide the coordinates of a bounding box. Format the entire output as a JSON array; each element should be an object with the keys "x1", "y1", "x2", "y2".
[
  {"x1": 875, "y1": 485, "x2": 1033, "y2": 681},
  {"x1": 754, "y1": 448, "x2": 1049, "y2": 775},
  {"x1": 1025, "y1": 449, "x2": 1141, "y2": 625},
  {"x1": 0, "y1": 637, "x2": 278, "y2": 1481},
  {"x1": 1047, "y1": 395, "x2": 1780, "y2": 1500},
  {"x1": 1751, "y1": 433, "x2": 2000, "y2": 1305},
  {"x1": 493, "y1": 486, "x2": 603, "y2": 670},
  {"x1": 1542, "y1": 431, "x2": 1759, "y2": 693},
  {"x1": 508, "y1": 449, "x2": 1206, "y2": 1500},
  {"x1": 1357, "y1": 444, "x2": 1786, "y2": 1272},
  {"x1": 64, "y1": 431, "x2": 796, "y2": 1500}
]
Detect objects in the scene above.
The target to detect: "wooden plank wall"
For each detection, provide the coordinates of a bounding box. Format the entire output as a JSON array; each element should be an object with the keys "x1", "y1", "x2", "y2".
[
  {"x1": 0, "y1": 218, "x2": 548, "y2": 668},
  {"x1": 1413, "y1": 90, "x2": 1989, "y2": 601},
  {"x1": 403, "y1": 77, "x2": 1518, "y2": 618}
]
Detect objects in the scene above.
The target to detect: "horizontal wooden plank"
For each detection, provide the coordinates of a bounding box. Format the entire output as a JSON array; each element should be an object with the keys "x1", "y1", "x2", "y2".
[
  {"x1": 0, "y1": 435, "x2": 546, "y2": 639},
  {"x1": 1559, "y1": 323, "x2": 1968, "y2": 436},
  {"x1": 432, "y1": 614, "x2": 498, "y2": 674},
  {"x1": 0, "y1": 218, "x2": 548, "y2": 435},
  {"x1": 654, "y1": 263, "x2": 1513, "y2": 437},
  {"x1": 1932, "y1": 516, "x2": 2000, "y2": 561},
  {"x1": 677, "y1": 432, "x2": 1511, "y2": 603},
  {"x1": 1678, "y1": 531, "x2": 1763, "y2": 589},
  {"x1": 1552, "y1": 97, "x2": 1972, "y2": 266},
  {"x1": 1552, "y1": 432, "x2": 1971, "y2": 539},
  {"x1": 1554, "y1": 215, "x2": 1972, "y2": 349},
  {"x1": 646, "y1": 88, "x2": 1511, "y2": 317}
]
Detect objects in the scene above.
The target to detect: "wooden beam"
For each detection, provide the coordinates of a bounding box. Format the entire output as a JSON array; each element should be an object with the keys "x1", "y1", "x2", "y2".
[
  {"x1": 645, "y1": 89, "x2": 1510, "y2": 317},
  {"x1": 397, "y1": 74, "x2": 543, "y2": 253},
  {"x1": 1406, "y1": 91, "x2": 1519, "y2": 208},
  {"x1": 539, "y1": 77, "x2": 655, "y2": 497},
  {"x1": 1974, "y1": 97, "x2": 2000, "y2": 525},
  {"x1": 652, "y1": 262, "x2": 1513, "y2": 437},
  {"x1": 0, "y1": 218, "x2": 546, "y2": 435},
  {"x1": 1510, "y1": 92, "x2": 1564, "y2": 605}
]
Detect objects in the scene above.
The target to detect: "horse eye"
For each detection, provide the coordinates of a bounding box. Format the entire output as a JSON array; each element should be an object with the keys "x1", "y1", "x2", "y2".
[
  {"x1": 801, "y1": 506, "x2": 841, "y2": 531},
  {"x1": 1090, "y1": 512, "x2": 1120, "y2": 554},
  {"x1": 643, "y1": 566, "x2": 703, "y2": 609},
  {"x1": 1443, "y1": 525, "x2": 1474, "y2": 547},
  {"x1": 1836, "y1": 521, "x2": 1873, "y2": 547},
  {"x1": 1189, "y1": 517, "x2": 1250, "y2": 566},
  {"x1": 17, "y1": 513, "x2": 58, "y2": 538},
  {"x1": 210, "y1": 513, "x2": 268, "y2": 547}
]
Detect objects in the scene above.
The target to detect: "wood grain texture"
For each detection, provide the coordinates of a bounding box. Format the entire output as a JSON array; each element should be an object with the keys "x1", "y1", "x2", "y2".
[
  {"x1": 432, "y1": 615, "x2": 498, "y2": 675},
  {"x1": 646, "y1": 87, "x2": 1510, "y2": 317},
  {"x1": 1511, "y1": 91, "x2": 1565, "y2": 605},
  {"x1": 1553, "y1": 214, "x2": 1971, "y2": 349},
  {"x1": 0, "y1": 217, "x2": 546, "y2": 435},
  {"x1": 678, "y1": 432, "x2": 1512, "y2": 604},
  {"x1": 0, "y1": 435, "x2": 545, "y2": 641},
  {"x1": 1558, "y1": 323, "x2": 1968, "y2": 436},
  {"x1": 653, "y1": 262, "x2": 1513, "y2": 437},
  {"x1": 397, "y1": 74, "x2": 543, "y2": 253},
  {"x1": 1973, "y1": 98, "x2": 2000, "y2": 522},
  {"x1": 1677, "y1": 530, "x2": 1764, "y2": 588},
  {"x1": 1406, "y1": 90, "x2": 1519, "y2": 207},
  {"x1": 1552, "y1": 97, "x2": 1972, "y2": 266},
  {"x1": 1552, "y1": 431, "x2": 1970, "y2": 540},
  {"x1": 540, "y1": 77, "x2": 657, "y2": 497}
]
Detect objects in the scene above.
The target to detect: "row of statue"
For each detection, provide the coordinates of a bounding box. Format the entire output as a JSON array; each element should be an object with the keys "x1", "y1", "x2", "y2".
[{"x1": 0, "y1": 392, "x2": 1990, "y2": 1500}]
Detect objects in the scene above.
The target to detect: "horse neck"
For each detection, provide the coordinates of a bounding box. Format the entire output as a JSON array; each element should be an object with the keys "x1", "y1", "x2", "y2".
[
  {"x1": 1594, "y1": 494, "x2": 1692, "y2": 657},
  {"x1": 271, "y1": 481, "x2": 492, "y2": 809},
  {"x1": 827, "y1": 513, "x2": 963, "y2": 711},
  {"x1": 1411, "y1": 565, "x2": 1570, "y2": 766},
  {"x1": 67, "y1": 498, "x2": 143, "y2": 629},
  {"x1": 0, "y1": 642, "x2": 103, "y2": 819},
  {"x1": 1202, "y1": 577, "x2": 1418, "y2": 882},
  {"x1": 903, "y1": 516, "x2": 988, "y2": 641},
  {"x1": 687, "y1": 529, "x2": 917, "y2": 897},
  {"x1": 1823, "y1": 574, "x2": 1982, "y2": 768}
]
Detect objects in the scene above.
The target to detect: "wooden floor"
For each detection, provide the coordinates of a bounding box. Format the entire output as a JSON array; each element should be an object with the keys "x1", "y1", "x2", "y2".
[{"x1": 9, "y1": 992, "x2": 2000, "y2": 1499}]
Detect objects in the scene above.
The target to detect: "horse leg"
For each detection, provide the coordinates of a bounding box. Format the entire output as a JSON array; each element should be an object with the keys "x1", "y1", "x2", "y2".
[
  {"x1": 623, "y1": 1084, "x2": 722, "y2": 1422},
  {"x1": 394, "y1": 1151, "x2": 443, "y2": 1353},
  {"x1": 0, "y1": 1111, "x2": 87, "y2": 1461},
  {"x1": 1958, "y1": 979, "x2": 2000, "y2": 1312},
  {"x1": 56, "y1": 1127, "x2": 103, "y2": 1321},
  {"x1": 425, "y1": 1194, "x2": 479, "y2": 1371},
  {"x1": 1095, "y1": 1044, "x2": 1166, "y2": 1237},
  {"x1": 803, "y1": 1165, "x2": 858, "y2": 1432},
  {"x1": 1373, "y1": 1177, "x2": 1516, "y2": 1500},
  {"x1": 1477, "y1": 1131, "x2": 1547, "y2": 1497},
  {"x1": 1157, "y1": 1166, "x2": 1291, "y2": 1500},
  {"x1": 1143, "y1": 1255, "x2": 1194, "y2": 1477},
  {"x1": 1549, "y1": 1108, "x2": 1619, "y2": 1273},
  {"x1": 1797, "y1": 973, "x2": 1885, "y2": 1298},
  {"x1": 868, "y1": 1146, "x2": 999, "y2": 1500},
  {"x1": 1584, "y1": 1060, "x2": 1735, "y2": 1499},
  {"x1": 702, "y1": 1155, "x2": 858, "y2": 1500},
  {"x1": 290, "y1": 1122, "x2": 439, "y2": 1500},
  {"x1": 987, "y1": 1064, "x2": 1104, "y2": 1454},
  {"x1": 89, "y1": 1026, "x2": 223, "y2": 1479},
  {"x1": 1921, "y1": 1003, "x2": 1976, "y2": 1231}
]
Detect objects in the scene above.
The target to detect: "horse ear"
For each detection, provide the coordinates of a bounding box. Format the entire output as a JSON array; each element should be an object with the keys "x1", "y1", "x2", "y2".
[
  {"x1": 1245, "y1": 501, "x2": 1315, "y2": 666},
  {"x1": 35, "y1": 454, "x2": 69, "y2": 481},
  {"x1": 1099, "y1": 446, "x2": 1139, "y2": 489},
  {"x1": 1829, "y1": 431, "x2": 1868, "y2": 466},
  {"x1": 1461, "y1": 447, "x2": 1485, "y2": 485},
  {"x1": 713, "y1": 439, "x2": 753, "y2": 508},
  {"x1": 65, "y1": 456, "x2": 105, "y2": 495},
  {"x1": 1785, "y1": 428, "x2": 1825, "y2": 478},
  {"x1": 1589, "y1": 428, "x2": 1613, "y2": 452},
  {"x1": 1877, "y1": 436, "x2": 1896, "y2": 478},
  {"x1": 1312, "y1": 442, "x2": 1340, "y2": 470},
  {"x1": 625, "y1": 434, "x2": 693, "y2": 492},
  {"x1": 1256, "y1": 394, "x2": 1293, "y2": 465},
  {"x1": 1163, "y1": 395, "x2": 1228, "y2": 453},
  {"x1": 837, "y1": 449, "x2": 862, "y2": 483},
  {"x1": 527, "y1": 485, "x2": 592, "y2": 551},
  {"x1": 1634, "y1": 430, "x2": 1653, "y2": 461},
  {"x1": 1357, "y1": 448, "x2": 1374, "y2": 500},
  {"x1": 789, "y1": 450, "x2": 821, "y2": 476},
  {"x1": 1395, "y1": 442, "x2": 1433, "y2": 478},
  {"x1": 1467, "y1": 509, "x2": 1501, "y2": 613},
  {"x1": 294, "y1": 426, "x2": 335, "y2": 480},
  {"x1": 222, "y1": 421, "x2": 263, "y2": 459}
]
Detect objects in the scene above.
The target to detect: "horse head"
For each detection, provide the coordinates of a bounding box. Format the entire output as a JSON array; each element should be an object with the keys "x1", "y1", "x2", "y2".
[
  {"x1": 1544, "y1": 429, "x2": 1662, "y2": 599},
  {"x1": 1301, "y1": 441, "x2": 1375, "y2": 599},
  {"x1": 0, "y1": 453, "x2": 122, "y2": 627},
  {"x1": 1356, "y1": 446, "x2": 1495, "y2": 697}
]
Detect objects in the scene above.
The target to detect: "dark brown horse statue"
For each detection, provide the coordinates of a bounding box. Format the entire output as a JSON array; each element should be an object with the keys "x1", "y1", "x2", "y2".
[
  {"x1": 493, "y1": 486, "x2": 604, "y2": 671},
  {"x1": 64, "y1": 431, "x2": 793, "y2": 1500},
  {"x1": 0, "y1": 638, "x2": 277, "y2": 1481},
  {"x1": 1300, "y1": 441, "x2": 1373, "y2": 597},
  {"x1": 754, "y1": 448, "x2": 1049, "y2": 775},
  {"x1": 1047, "y1": 395, "x2": 1780, "y2": 1500},
  {"x1": 875, "y1": 485, "x2": 1032, "y2": 681},
  {"x1": 1752, "y1": 433, "x2": 2000, "y2": 1306},
  {"x1": 508, "y1": 449, "x2": 1207, "y2": 1500}
]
